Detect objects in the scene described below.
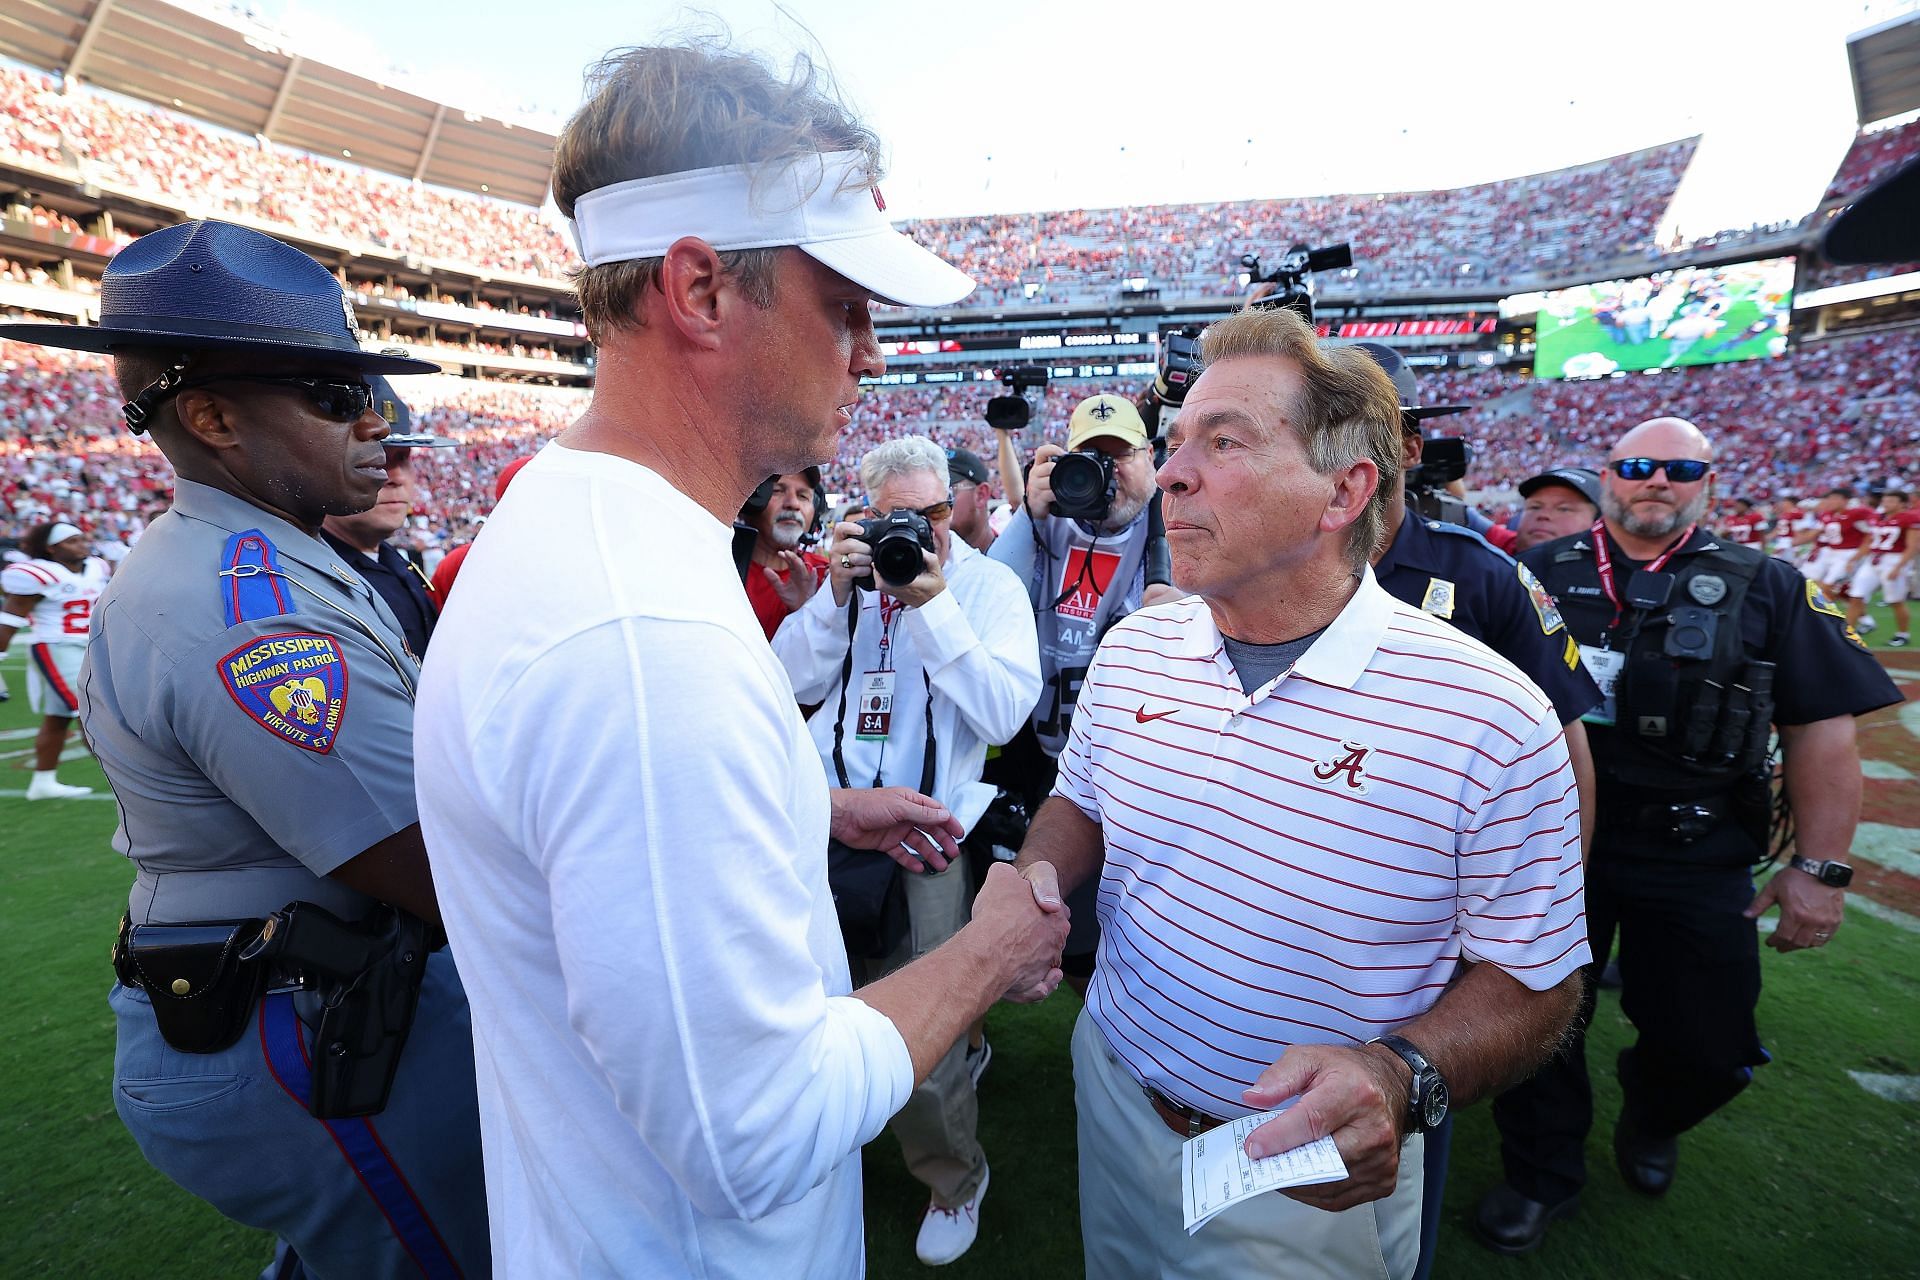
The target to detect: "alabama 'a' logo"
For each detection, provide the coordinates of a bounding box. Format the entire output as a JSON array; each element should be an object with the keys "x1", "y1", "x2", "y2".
[
  {"x1": 1312, "y1": 740, "x2": 1372, "y2": 795},
  {"x1": 218, "y1": 631, "x2": 349, "y2": 754}
]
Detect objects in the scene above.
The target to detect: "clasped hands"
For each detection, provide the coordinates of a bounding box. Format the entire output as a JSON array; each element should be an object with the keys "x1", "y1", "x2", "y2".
[{"x1": 828, "y1": 788, "x2": 1068, "y2": 1002}]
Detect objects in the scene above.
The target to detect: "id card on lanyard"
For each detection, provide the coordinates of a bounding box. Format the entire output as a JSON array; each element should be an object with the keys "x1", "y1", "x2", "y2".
[
  {"x1": 1579, "y1": 519, "x2": 1693, "y2": 728},
  {"x1": 856, "y1": 598, "x2": 904, "y2": 741}
]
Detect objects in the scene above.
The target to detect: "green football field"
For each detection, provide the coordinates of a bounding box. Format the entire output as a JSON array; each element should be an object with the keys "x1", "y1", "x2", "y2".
[
  {"x1": 1536, "y1": 295, "x2": 1779, "y2": 379},
  {"x1": 2, "y1": 632, "x2": 1916, "y2": 1280}
]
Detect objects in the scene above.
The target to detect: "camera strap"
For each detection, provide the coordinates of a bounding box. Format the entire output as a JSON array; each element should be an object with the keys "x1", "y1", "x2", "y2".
[{"x1": 831, "y1": 591, "x2": 935, "y2": 795}]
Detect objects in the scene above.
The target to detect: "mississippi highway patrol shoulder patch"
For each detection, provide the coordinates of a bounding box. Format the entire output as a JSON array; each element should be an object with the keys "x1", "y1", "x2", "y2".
[{"x1": 217, "y1": 631, "x2": 348, "y2": 754}]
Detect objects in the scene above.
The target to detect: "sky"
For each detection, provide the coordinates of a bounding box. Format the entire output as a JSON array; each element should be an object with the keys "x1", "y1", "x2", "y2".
[{"x1": 242, "y1": 0, "x2": 1917, "y2": 233}]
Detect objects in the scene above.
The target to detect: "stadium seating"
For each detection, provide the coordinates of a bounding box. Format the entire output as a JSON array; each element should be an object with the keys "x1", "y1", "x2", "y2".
[
  {"x1": 2, "y1": 64, "x2": 1696, "y2": 299},
  {"x1": 8, "y1": 330, "x2": 1914, "y2": 558}
]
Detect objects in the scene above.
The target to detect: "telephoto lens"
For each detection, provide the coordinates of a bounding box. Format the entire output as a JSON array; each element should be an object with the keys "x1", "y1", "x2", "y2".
[{"x1": 1048, "y1": 450, "x2": 1116, "y2": 523}]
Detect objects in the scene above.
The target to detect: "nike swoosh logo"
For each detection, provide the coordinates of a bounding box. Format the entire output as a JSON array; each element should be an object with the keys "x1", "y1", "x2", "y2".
[{"x1": 1135, "y1": 706, "x2": 1177, "y2": 724}]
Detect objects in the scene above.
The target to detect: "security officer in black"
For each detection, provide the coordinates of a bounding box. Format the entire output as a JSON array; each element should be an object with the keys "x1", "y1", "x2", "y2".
[
  {"x1": 321, "y1": 377, "x2": 450, "y2": 656},
  {"x1": 1355, "y1": 343, "x2": 1602, "y2": 1280},
  {"x1": 1475, "y1": 414, "x2": 1902, "y2": 1255}
]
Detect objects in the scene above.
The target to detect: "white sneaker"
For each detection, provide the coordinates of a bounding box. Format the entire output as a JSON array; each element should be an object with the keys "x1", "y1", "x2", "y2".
[
  {"x1": 915, "y1": 1163, "x2": 988, "y2": 1266},
  {"x1": 965, "y1": 1037, "x2": 992, "y2": 1088},
  {"x1": 26, "y1": 777, "x2": 93, "y2": 800},
  {"x1": 1856, "y1": 614, "x2": 1877, "y2": 634}
]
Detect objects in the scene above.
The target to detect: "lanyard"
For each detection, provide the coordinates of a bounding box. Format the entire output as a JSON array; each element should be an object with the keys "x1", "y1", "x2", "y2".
[{"x1": 1591, "y1": 518, "x2": 1694, "y2": 633}]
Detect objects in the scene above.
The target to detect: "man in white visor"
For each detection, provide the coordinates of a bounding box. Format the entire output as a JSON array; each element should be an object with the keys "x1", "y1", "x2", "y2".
[{"x1": 414, "y1": 42, "x2": 1071, "y2": 1278}]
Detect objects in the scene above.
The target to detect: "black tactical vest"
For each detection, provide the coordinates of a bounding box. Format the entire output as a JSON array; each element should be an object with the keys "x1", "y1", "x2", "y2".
[{"x1": 1538, "y1": 535, "x2": 1775, "y2": 793}]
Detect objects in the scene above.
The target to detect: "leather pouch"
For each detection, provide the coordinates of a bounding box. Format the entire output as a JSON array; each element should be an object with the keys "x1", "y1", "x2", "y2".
[{"x1": 115, "y1": 919, "x2": 268, "y2": 1054}]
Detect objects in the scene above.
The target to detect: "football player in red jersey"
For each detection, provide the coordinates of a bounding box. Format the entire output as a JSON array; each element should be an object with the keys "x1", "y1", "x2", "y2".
[
  {"x1": 1845, "y1": 487, "x2": 1920, "y2": 645},
  {"x1": 1720, "y1": 496, "x2": 1768, "y2": 549},
  {"x1": 1808, "y1": 487, "x2": 1878, "y2": 600}
]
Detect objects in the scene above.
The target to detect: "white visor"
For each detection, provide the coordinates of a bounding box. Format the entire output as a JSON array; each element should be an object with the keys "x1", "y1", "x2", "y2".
[
  {"x1": 568, "y1": 150, "x2": 975, "y2": 309},
  {"x1": 48, "y1": 521, "x2": 84, "y2": 546}
]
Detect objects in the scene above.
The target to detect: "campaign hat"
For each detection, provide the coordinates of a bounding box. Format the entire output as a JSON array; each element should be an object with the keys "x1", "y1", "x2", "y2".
[
  {"x1": 0, "y1": 220, "x2": 437, "y2": 376},
  {"x1": 1351, "y1": 342, "x2": 1468, "y2": 422}
]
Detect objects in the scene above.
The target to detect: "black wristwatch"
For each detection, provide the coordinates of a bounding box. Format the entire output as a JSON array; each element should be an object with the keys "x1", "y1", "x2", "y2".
[
  {"x1": 1789, "y1": 854, "x2": 1854, "y2": 888},
  {"x1": 1367, "y1": 1033, "x2": 1450, "y2": 1135}
]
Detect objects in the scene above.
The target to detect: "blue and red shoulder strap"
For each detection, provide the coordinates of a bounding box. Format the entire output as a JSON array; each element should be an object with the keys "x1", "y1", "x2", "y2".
[{"x1": 221, "y1": 530, "x2": 295, "y2": 627}]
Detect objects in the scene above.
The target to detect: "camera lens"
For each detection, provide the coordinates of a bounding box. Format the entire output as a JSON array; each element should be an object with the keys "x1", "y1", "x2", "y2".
[
  {"x1": 872, "y1": 524, "x2": 928, "y2": 586},
  {"x1": 1049, "y1": 451, "x2": 1114, "y2": 523}
]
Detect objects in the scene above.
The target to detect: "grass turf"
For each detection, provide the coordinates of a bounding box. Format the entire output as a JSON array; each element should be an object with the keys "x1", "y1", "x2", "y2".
[{"x1": 1, "y1": 641, "x2": 1914, "y2": 1279}]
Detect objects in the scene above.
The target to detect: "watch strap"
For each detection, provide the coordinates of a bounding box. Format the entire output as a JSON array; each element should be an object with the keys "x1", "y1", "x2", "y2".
[{"x1": 1367, "y1": 1033, "x2": 1439, "y2": 1132}]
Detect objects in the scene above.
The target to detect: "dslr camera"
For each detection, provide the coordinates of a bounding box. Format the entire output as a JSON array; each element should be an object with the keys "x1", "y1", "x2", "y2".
[
  {"x1": 1049, "y1": 449, "x2": 1117, "y2": 524},
  {"x1": 852, "y1": 509, "x2": 937, "y2": 590}
]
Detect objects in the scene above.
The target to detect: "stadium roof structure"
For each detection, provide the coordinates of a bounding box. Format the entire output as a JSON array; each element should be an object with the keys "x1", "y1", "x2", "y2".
[
  {"x1": 1847, "y1": 11, "x2": 1920, "y2": 126},
  {"x1": 0, "y1": 0, "x2": 558, "y2": 207}
]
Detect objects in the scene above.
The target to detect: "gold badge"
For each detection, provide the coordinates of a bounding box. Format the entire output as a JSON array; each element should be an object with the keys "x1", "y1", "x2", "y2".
[{"x1": 1421, "y1": 577, "x2": 1457, "y2": 619}]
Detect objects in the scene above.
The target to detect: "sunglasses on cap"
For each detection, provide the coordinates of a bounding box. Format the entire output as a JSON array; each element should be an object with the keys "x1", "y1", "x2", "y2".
[{"x1": 1611, "y1": 457, "x2": 1711, "y2": 483}]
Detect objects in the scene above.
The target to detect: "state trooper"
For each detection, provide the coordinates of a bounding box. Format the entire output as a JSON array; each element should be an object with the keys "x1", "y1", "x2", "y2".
[
  {"x1": 1474, "y1": 414, "x2": 1901, "y2": 1255},
  {"x1": 320, "y1": 376, "x2": 453, "y2": 658},
  {"x1": 1353, "y1": 343, "x2": 1602, "y2": 1280},
  {"x1": 0, "y1": 220, "x2": 489, "y2": 1278}
]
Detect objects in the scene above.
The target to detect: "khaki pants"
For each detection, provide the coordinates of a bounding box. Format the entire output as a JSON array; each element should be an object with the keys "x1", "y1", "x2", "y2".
[
  {"x1": 853, "y1": 860, "x2": 986, "y2": 1208},
  {"x1": 1073, "y1": 1008, "x2": 1423, "y2": 1280}
]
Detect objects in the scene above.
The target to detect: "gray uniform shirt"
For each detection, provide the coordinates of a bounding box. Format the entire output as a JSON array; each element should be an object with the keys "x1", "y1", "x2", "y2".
[{"x1": 83, "y1": 478, "x2": 421, "y2": 925}]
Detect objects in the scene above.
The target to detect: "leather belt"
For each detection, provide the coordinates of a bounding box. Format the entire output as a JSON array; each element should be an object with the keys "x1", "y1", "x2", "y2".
[{"x1": 1144, "y1": 1084, "x2": 1227, "y2": 1139}]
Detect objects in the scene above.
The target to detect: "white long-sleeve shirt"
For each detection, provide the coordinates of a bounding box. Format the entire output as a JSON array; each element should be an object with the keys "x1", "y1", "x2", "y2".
[
  {"x1": 771, "y1": 536, "x2": 1040, "y2": 835},
  {"x1": 414, "y1": 445, "x2": 913, "y2": 1278}
]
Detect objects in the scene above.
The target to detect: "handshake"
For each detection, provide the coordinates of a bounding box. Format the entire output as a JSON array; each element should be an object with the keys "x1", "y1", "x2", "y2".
[{"x1": 831, "y1": 787, "x2": 1071, "y2": 1003}]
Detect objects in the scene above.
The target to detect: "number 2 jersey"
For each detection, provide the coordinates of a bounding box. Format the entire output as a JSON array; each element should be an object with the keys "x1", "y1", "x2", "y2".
[{"x1": 2, "y1": 556, "x2": 110, "y2": 645}]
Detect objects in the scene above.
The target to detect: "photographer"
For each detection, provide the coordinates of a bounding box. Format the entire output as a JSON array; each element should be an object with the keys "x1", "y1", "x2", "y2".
[
  {"x1": 771, "y1": 435, "x2": 1039, "y2": 1266},
  {"x1": 986, "y1": 393, "x2": 1182, "y2": 989}
]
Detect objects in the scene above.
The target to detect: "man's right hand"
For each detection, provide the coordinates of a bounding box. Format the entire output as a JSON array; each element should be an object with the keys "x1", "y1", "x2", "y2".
[
  {"x1": 1024, "y1": 444, "x2": 1066, "y2": 522},
  {"x1": 967, "y1": 861, "x2": 1069, "y2": 1002},
  {"x1": 825, "y1": 520, "x2": 872, "y2": 607}
]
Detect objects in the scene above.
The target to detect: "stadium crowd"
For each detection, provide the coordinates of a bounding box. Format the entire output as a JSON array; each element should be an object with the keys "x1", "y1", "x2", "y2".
[
  {"x1": 6, "y1": 326, "x2": 1916, "y2": 563},
  {"x1": 0, "y1": 65, "x2": 576, "y2": 279}
]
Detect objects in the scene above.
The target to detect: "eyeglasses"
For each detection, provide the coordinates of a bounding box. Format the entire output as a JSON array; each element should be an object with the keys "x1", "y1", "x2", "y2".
[
  {"x1": 867, "y1": 501, "x2": 953, "y2": 523},
  {"x1": 1611, "y1": 457, "x2": 1711, "y2": 483}
]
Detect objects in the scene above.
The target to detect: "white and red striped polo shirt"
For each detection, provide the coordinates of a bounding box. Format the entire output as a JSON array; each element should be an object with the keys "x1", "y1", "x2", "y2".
[{"x1": 1056, "y1": 568, "x2": 1589, "y2": 1119}]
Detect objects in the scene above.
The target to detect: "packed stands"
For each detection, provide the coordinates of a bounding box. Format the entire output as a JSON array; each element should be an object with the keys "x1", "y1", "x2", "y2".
[
  {"x1": 3, "y1": 61, "x2": 1701, "y2": 301},
  {"x1": 8, "y1": 327, "x2": 1916, "y2": 558},
  {"x1": 1823, "y1": 117, "x2": 1920, "y2": 202},
  {"x1": 0, "y1": 65, "x2": 575, "y2": 280},
  {"x1": 900, "y1": 140, "x2": 1698, "y2": 304}
]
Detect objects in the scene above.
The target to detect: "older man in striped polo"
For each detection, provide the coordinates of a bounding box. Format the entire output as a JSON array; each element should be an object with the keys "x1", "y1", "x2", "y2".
[{"x1": 1016, "y1": 306, "x2": 1589, "y2": 1279}]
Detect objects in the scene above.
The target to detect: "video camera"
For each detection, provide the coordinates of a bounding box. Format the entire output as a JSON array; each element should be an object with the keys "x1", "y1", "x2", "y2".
[
  {"x1": 985, "y1": 364, "x2": 1049, "y2": 432},
  {"x1": 1242, "y1": 242, "x2": 1353, "y2": 324},
  {"x1": 1406, "y1": 436, "x2": 1472, "y2": 525},
  {"x1": 852, "y1": 508, "x2": 936, "y2": 591}
]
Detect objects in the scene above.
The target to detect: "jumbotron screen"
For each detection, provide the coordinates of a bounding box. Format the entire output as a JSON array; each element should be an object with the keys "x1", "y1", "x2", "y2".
[{"x1": 1532, "y1": 257, "x2": 1795, "y2": 380}]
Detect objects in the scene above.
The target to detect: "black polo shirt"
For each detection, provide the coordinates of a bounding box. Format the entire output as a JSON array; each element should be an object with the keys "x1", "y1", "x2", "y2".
[{"x1": 1376, "y1": 506, "x2": 1602, "y2": 726}]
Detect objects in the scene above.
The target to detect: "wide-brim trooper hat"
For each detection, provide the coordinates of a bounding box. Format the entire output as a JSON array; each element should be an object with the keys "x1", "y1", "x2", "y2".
[
  {"x1": 368, "y1": 375, "x2": 458, "y2": 448},
  {"x1": 1351, "y1": 342, "x2": 1469, "y2": 422},
  {"x1": 1823, "y1": 154, "x2": 1920, "y2": 265},
  {"x1": 0, "y1": 220, "x2": 439, "y2": 376}
]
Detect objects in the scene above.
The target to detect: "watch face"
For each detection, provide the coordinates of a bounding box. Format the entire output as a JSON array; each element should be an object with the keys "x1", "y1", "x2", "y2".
[
  {"x1": 1422, "y1": 1079, "x2": 1450, "y2": 1130},
  {"x1": 1824, "y1": 863, "x2": 1853, "y2": 887}
]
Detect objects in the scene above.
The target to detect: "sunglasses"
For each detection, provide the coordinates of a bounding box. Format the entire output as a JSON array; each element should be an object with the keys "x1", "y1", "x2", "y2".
[
  {"x1": 1610, "y1": 457, "x2": 1711, "y2": 483},
  {"x1": 153, "y1": 375, "x2": 376, "y2": 423},
  {"x1": 868, "y1": 502, "x2": 953, "y2": 523}
]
